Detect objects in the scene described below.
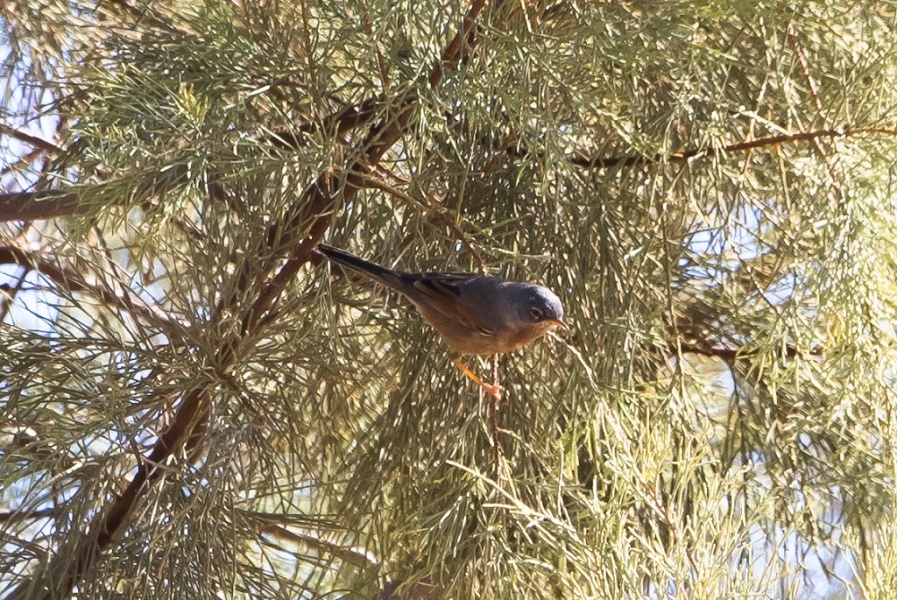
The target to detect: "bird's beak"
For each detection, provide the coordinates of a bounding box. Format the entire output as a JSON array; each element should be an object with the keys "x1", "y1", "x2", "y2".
[{"x1": 549, "y1": 318, "x2": 568, "y2": 331}]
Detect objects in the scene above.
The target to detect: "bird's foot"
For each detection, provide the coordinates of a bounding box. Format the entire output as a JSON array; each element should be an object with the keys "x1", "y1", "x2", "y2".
[
  {"x1": 452, "y1": 357, "x2": 502, "y2": 399},
  {"x1": 479, "y1": 381, "x2": 503, "y2": 399}
]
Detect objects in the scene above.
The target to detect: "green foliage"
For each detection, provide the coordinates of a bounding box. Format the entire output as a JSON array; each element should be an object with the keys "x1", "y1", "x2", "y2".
[{"x1": 2, "y1": 1, "x2": 897, "y2": 598}]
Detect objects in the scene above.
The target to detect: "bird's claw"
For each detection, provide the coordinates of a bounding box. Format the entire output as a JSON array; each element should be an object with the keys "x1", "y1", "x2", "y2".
[
  {"x1": 452, "y1": 357, "x2": 502, "y2": 398},
  {"x1": 480, "y1": 382, "x2": 503, "y2": 399}
]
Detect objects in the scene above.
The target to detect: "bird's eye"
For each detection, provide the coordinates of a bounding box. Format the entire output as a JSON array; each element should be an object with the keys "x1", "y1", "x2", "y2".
[{"x1": 530, "y1": 307, "x2": 544, "y2": 320}]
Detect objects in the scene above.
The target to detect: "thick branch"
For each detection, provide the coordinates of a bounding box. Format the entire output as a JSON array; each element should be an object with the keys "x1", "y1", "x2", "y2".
[
  {"x1": 0, "y1": 191, "x2": 86, "y2": 222},
  {"x1": 242, "y1": 0, "x2": 490, "y2": 335},
  {"x1": 10, "y1": 2, "x2": 493, "y2": 598}
]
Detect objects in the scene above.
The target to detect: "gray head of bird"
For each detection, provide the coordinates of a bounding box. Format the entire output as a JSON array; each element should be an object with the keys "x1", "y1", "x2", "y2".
[{"x1": 502, "y1": 284, "x2": 567, "y2": 348}]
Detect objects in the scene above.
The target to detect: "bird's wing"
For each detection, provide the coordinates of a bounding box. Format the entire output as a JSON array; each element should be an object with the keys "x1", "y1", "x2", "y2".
[{"x1": 408, "y1": 273, "x2": 496, "y2": 336}]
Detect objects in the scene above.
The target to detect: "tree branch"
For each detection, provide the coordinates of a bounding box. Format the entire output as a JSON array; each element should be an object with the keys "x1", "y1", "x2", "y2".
[
  {"x1": 0, "y1": 124, "x2": 62, "y2": 155},
  {"x1": 0, "y1": 191, "x2": 86, "y2": 222},
  {"x1": 0, "y1": 507, "x2": 62, "y2": 525},
  {"x1": 511, "y1": 127, "x2": 897, "y2": 170},
  {"x1": 8, "y1": 2, "x2": 494, "y2": 597},
  {"x1": 241, "y1": 0, "x2": 490, "y2": 336},
  {"x1": 0, "y1": 245, "x2": 175, "y2": 327},
  {"x1": 674, "y1": 338, "x2": 822, "y2": 362}
]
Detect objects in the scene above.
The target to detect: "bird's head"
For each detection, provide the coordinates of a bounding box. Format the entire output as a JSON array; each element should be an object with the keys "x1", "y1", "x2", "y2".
[{"x1": 504, "y1": 284, "x2": 567, "y2": 348}]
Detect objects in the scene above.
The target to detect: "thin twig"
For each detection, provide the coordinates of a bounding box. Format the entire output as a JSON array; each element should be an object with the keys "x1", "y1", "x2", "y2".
[
  {"x1": 674, "y1": 339, "x2": 822, "y2": 362},
  {"x1": 0, "y1": 507, "x2": 62, "y2": 524},
  {"x1": 91, "y1": 225, "x2": 151, "y2": 342},
  {"x1": 359, "y1": 0, "x2": 391, "y2": 88},
  {"x1": 490, "y1": 354, "x2": 502, "y2": 483},
  {"x1": 642, "y1": 482, "x2": 699, "y2": 576},
  {"x1": 532, "y1": 127, "x2": 897, "y2": 170},
  {"x1": 0, "y1": 147, "x2": 48, "y2": 179},
  {"x1": 787, "y1": 22, "x2": 829, "y2": 122}
]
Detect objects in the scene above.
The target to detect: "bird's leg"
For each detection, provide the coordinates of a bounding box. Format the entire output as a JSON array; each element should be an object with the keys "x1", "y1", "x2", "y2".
[{"x1": 452, "y1": 357, "x2": 502, "y2": 398}]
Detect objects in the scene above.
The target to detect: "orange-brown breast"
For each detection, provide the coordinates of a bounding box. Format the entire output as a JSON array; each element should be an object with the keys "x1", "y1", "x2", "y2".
[{"x1": 498, "y1": 321, "x2": 554, "y2": 353}]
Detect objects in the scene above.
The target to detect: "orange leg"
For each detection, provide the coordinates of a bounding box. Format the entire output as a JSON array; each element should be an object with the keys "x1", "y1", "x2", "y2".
[{"x1": 452, "y1": 357, "x2": 502, "y2": 398}]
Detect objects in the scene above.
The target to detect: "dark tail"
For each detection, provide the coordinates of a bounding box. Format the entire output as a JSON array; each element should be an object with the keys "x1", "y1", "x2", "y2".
[{"x1": 315, "y1": 244, "x2": 405, "y2": 289}]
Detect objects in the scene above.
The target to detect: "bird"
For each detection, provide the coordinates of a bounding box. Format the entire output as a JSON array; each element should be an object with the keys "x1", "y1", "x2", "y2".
[{"x1": 315, "y1": 243, "x2": 567, "y2": 397}]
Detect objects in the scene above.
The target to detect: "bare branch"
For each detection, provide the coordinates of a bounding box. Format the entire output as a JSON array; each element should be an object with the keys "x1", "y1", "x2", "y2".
[
  {"x1": 0, "y1": 124, "x2": 62, "y2": 155},
  {"x1": 518, "y1": 127, "x2": 897, "y2": 170},
  {"x1": 674, "y1": 338, "x2": 823, "y2": 362},
  {"x1": 0, "y1": 245, "x2": 175, "y2": 328},
  {"x1": 0, "y1": 191, "x2": 86, "y2": 222},
  {"x1": 0, "y1": 507, "x2": 62, "y2": 525}
]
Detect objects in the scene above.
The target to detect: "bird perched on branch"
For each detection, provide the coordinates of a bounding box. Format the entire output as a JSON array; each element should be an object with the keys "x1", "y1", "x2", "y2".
[{"x1": 315, "y1": 244, "x2": 567, "y2": 397}]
